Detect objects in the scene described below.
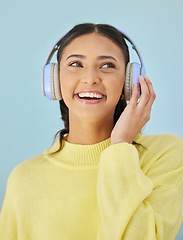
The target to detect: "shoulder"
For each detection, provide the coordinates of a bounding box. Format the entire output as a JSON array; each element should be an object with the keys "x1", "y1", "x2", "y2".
[
  {"x1": 136, "y1": 133, "x2": 183, "y2": 155},
  {"x1": 135, "y1": 133, "x2": 183, "y2": 175},
  {"x1": 7, "y1": 152, "x2": 47, "y2": 189},
  {"x1": 137, "y1": 133, "x2": 183, "y2": 144}
]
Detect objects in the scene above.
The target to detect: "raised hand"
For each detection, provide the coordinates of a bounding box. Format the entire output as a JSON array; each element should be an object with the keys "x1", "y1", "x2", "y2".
[{"x1": 111, "y1": 75, "x2": 156, "y2": 145}]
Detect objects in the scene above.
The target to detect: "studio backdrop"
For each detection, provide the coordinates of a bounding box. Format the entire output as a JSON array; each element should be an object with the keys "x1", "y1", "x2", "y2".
[{"x1": 0, "y1": 0, "x2": 183, "y2": 238}]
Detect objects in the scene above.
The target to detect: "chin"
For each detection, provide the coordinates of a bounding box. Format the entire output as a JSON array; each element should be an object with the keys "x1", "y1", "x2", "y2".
[{"x1": 74, "y1": 109, "x2": 115, "y2": 124}]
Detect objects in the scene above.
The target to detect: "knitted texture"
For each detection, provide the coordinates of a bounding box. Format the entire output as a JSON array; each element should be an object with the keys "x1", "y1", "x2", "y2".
[{"x1": 0, "y1": 134, "x2": 183, "y2": 240}]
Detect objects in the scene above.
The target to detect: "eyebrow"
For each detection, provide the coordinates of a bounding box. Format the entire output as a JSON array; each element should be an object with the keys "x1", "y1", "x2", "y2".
[
  {"x1": 97, "y1": 55, "x2": 117, "y2": 61},
  {"x1": 66, "y1": 54, "x2": 117, "y2": 61},
  {"x1": 66, "y1": 54, "x2": 86, "y2": 60}
]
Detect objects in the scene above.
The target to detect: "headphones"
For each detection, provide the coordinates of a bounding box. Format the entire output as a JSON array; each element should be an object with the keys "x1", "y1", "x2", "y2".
[{"x1": 42, "y1": 30, "x2": 145, "y2": 101}]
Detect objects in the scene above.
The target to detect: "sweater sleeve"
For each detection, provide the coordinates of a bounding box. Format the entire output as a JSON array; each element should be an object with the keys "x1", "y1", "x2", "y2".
[
  {"x1": 97, "y1": 135, "x2": 183, "y2": 240},
  {"x1": 0, "y1": 171, "x2": 18, "y2": 239}
]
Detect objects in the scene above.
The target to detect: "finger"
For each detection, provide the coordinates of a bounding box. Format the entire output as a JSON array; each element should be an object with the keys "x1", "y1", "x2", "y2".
[
  {"x1": 138, "y1": 75, "x2": 150, "y2": 106},
  {"x1": 129, "y1": 83, "x2": 139, "y2": 105},
  {"x1": 144, "y1": 76, "x2": 156, "y2": 109}
]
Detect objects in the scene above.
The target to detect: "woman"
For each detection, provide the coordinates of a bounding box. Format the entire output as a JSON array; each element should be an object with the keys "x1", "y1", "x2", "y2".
[{"x1": 0, "y1": 23, "x2": 183, "y2": 240}]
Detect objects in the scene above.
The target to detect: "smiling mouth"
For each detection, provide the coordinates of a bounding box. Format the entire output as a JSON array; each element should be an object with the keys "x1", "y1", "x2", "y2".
[
  {"x1": 78, "y1": 92, "x2": 103, "y2": 99},
  {"x1": 78, "y1": 96, "x2": 100, "y2": 100},
  {"x1": 77, "y1": 95, "x2": 103, "y2": 100},
  {"x1": 75, "y1": 93, "x2": 106, "y2": 104},
  {"x1": 77, "y1": 92, "x2": 104, "y2": 99}
]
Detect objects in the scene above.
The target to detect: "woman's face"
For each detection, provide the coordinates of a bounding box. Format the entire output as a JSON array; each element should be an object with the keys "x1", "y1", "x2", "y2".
[{"x1": 59, "y1": 33, "x2": 126, "y2": 124}]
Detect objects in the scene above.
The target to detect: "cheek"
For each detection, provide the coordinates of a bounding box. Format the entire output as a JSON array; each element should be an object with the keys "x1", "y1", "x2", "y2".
[
  {"x1": 107, "y1": 74, "x2": 125, "y2": 98},
  {"x1": 59, "y1": 71, "x2": 76, "y2": 99}
]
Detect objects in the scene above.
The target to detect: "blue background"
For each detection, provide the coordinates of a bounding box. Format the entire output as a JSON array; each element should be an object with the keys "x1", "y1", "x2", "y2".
[{"x1": 0, "y1": 0, "x2": 183, "y2": 238}]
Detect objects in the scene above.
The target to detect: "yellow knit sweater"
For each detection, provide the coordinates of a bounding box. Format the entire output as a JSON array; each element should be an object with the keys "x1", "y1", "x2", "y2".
[{"x1": 0, "y1": 133, "x2": 183, "y2": 240}]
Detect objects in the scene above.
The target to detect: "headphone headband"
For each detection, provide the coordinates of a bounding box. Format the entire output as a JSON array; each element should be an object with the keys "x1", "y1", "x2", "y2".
[
  {"x1": 43, "y1": 30, "x2": 145, "y2": 70},
  {"x1": 120, "y1": 32, "x2": 145, "y2": 75}
]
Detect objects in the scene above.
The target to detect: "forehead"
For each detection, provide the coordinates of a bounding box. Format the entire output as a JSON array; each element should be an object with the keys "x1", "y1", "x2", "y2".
[{"x1": 62, "y1": 33, "x2": 124, "y2": 59}]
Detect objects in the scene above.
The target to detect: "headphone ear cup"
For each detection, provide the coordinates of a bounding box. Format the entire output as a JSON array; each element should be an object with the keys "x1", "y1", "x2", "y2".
[
  {"x1": 43, "y1": 63, "x2": 62, "y2": 100},
  {"x1": 124, "y1": 62, "x2": 141, "y2": 101},
  {"x1": 50, "y1": 63, "x2": 62, "y2": 100},
  {"x1": 124, "y1": 63, "x2": 133, "y2": 101}
]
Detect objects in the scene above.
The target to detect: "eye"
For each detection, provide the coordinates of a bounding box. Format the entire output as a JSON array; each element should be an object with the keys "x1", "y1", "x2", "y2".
[
  {"x1": 69, "y1": 61, "x2": 83, "y2": 68},
  {"x1": 101, "y1": 62, "x2": 116, "y2": 69}
]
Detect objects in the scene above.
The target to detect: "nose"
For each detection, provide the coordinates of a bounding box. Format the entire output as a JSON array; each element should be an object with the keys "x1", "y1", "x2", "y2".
[{"x1": 82, "y1": 68, "x2": 100, "y2": 86}]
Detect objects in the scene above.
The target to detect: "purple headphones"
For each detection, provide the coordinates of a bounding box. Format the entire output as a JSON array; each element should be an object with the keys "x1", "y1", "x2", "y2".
[{"x1": 42, "y1": 30, "x2": 145, "y2": 101}]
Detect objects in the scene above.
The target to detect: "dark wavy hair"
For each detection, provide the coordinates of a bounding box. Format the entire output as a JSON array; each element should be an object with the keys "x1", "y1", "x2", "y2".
[{"x1": 52, "y1": 23, "x2": 131, "y2": 152}]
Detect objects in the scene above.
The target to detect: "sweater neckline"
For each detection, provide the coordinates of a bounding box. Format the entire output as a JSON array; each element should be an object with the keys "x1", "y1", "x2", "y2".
[{"x1": 44, "y1": 136, "x2": 111, "y2": 169}]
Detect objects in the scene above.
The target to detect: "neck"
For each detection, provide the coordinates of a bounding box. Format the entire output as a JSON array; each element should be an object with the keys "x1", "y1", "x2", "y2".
[{"x1": 67, "y1": 115, "x2": 114, "y2": 145}]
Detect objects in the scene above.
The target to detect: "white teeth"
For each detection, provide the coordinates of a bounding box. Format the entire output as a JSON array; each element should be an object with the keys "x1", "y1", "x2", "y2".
[{"x1": 78, "y1": 92, "x2": 103, "y2": 99}]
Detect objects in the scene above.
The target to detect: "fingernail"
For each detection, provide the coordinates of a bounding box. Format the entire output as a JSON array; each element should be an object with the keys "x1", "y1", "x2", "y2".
[{"x1": 139, "y1": 75, "x2": 144, "y2": 81}]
